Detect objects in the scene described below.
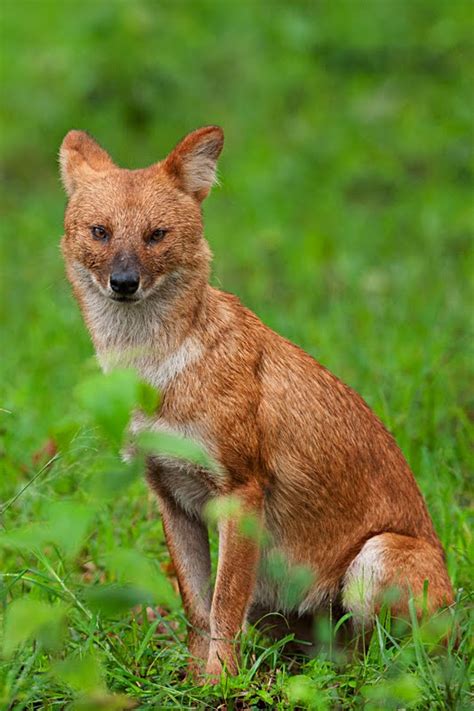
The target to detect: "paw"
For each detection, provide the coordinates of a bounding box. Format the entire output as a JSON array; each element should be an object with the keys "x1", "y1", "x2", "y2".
[
  {"x1": 205, "y1": 649, "x2": 238, "y2": 683},
  {"x1": 185, "y1": 659, "x2": 206, "y2": 683},
  {"x1": 185, "y1": 660, "x2": 220, "y2": 687},
  {"x1": 204, "y1": 658, "x2": 224, "y2": 684},
  {"x1": 187, "y1": 631, "x2": 210, "y2": 676}
]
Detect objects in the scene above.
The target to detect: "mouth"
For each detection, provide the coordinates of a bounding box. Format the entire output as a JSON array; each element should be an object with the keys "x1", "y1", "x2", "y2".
[{"x1": 109, "y1": 294, "x2": 142, "y2": 303}]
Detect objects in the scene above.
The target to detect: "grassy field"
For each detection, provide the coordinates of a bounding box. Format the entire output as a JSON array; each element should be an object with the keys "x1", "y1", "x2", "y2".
[{"x1": 1, "y1": 1, "x2": 473, "y2": 708}]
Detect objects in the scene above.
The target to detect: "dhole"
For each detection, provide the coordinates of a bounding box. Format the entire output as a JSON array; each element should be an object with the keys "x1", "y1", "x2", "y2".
[{"x1": 60, "y1": 126, "x2": 453, "y2": 679}]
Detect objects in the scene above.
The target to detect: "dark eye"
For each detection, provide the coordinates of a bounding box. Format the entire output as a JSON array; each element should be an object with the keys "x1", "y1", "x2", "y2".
[
  {"x1": 90, "y1": 225, "x2": 109, "y2": 242},
  {"x1": 147, "y1": 228, "x2": 168, "y2": 244}
]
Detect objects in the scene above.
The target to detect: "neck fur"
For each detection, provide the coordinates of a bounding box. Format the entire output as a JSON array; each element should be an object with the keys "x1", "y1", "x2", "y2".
[{"x1": 73, "y1": 263, "x2": 209, "y2": 385}]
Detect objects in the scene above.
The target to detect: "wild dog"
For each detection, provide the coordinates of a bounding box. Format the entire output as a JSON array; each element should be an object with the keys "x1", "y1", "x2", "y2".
[{"x1": 60, "y1": 126, "x2": 453, "y2": 679}]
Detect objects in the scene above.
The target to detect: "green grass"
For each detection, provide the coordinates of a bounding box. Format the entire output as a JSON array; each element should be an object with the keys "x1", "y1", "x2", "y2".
[{"x1": 1, "y1": 1, "x2": 473, "y2": 708}]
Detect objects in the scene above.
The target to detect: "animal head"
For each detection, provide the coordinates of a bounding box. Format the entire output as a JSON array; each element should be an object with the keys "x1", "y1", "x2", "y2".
[{"x1": 60, "y1": 126, "x2": 223, "y2": 303}]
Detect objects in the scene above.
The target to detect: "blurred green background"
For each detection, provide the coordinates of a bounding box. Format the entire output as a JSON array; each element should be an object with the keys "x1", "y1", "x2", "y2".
[
  {"x1": 1, "y1": 0, "x2": 473, "y2": 459},
  {"x1": 0, "y1": 1, "x2": 472, "y2": 707}
]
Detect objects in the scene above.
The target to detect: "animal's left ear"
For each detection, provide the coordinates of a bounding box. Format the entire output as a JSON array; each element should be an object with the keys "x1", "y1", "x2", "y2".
[{"x1": 163, "y1": 126, "x2": 224, "y2": 202}]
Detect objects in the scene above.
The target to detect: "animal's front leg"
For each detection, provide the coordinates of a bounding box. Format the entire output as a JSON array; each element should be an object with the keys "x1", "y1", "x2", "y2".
[
  {"x1": 206, "y1": 481, "x2": 264, "y2": 679},
  {"x1": 157, "y1": 493, "x2": 212, "y2": 674}
]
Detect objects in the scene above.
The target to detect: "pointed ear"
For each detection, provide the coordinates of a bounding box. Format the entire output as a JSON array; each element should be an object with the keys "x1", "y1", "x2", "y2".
[
  {"x1": 163, "y1": 126, "x2": 224, "y2": 201},
  {"x1": 59, "y1": 130, "x2": 115, "y2": 196}
]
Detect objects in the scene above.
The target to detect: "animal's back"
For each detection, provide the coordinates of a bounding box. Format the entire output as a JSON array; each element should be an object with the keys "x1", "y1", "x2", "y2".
[{"x1": 207, "y1": 295, "x2": 439, "y2": 575}]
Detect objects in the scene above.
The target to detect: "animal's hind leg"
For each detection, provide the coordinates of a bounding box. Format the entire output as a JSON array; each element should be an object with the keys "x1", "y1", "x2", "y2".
[{"x1": 342, "y1": 533, "x2": 453, "y2": 633}]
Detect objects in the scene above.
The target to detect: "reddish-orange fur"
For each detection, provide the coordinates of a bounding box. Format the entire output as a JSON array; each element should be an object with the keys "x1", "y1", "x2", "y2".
[{"x1": 60, "y1": 126, "x2": 453, "y2": 679}]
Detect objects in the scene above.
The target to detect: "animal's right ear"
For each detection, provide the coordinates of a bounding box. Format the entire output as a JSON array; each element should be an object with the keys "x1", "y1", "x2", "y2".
[{"x1": 59, "y1": 130, "x2": 115, "y2": 196}]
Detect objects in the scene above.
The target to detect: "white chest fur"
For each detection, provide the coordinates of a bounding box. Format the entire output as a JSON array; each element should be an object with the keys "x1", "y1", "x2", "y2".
[
  {"x1": 132, "y1": 335, "x2": 203, "y2": 391},
  {"x1": 77, "y1": 268, "x2": 227, "y2": 508}
]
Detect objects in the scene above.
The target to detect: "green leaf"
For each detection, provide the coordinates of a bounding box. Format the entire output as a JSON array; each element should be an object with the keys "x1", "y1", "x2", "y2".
[
  {"x1": 205, "y1": 494, "x2": 243, "y2": 525},
  {"x1": 0, "y1": 501, "x2": 94, "y2": 559},
  {"x1": 87, "y1": 457, "x2": 142, "y2": 500},
  {"x1": 0, "y1": 523, "x2": 48, "y2": 554},
  {"x1": 286, "y1": 675, "x2": 324, "y2": 710},
  {"x1": 84, "y1": 584, "x2": 153, "y2": 617},
  {"x1": 45, "y1": 501, "x2": 94, "y2": 559},
  {"x1": 51, "y1": 417, "x2": 81, "y2": 453},
  {"x1": 263, "y1": 550, "x2": 314, "y2": 610},
  {"x1": 136, "y1": 430, "x2": 217, "y2": 470},
  {"x1": 3, "y1": 597, "x2": 68, "y2": 656},
  {"x1": 362, "y1": 674, "x2": 422, "y2": 708},
  {"x1": 137, "y1": 380, "x2": 161, "y2": 416},
  {"x1": 204, "y1": 495, "x2": 269, "y2": 543},
  {"x1": 52, "y1": 651, "x2": 105, "y2": 693},
  {"x1": 75, "y1": 369, "x2": 141, "y2": 444},
  {"x1": 108, "y1": 547, "x2": 178, "y2": 610},
  {"x1": 256, "y1": 689, "x2": 274, "y2": 704},
  {"x1": 70, "y1": 693, "x2": 136, "y2": 711}
]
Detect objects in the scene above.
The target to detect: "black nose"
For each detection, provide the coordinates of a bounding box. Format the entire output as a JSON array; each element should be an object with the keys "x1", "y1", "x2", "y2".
[{"x1": 110, "y1": 270, "x2": 140, "y2": 295}]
